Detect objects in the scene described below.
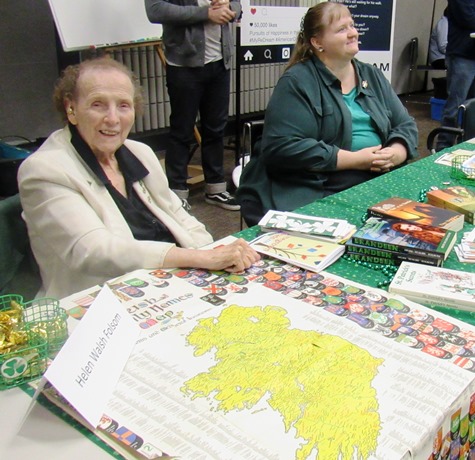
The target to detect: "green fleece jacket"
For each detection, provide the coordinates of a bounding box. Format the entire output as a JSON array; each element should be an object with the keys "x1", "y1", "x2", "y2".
[{"x1": 236, "y1": 55, "x2": 418, "y2": 213}]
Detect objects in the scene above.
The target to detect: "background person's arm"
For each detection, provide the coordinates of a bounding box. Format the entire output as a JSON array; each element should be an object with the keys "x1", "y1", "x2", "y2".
[{"x1": 145, "y1": 0, "x2": 210, "y2": 25}]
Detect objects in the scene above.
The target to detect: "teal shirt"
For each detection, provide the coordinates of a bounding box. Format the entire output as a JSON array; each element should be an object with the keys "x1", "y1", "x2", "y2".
[
  {"x1": 236, "y1": 56, "x2": 419, "y2": 214},
  {"x1": 343, "y1": 87, "x2": 382, "y2": 151}
]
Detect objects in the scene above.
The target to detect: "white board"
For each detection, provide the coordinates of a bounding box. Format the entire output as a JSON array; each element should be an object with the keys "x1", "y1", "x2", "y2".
[{"x1": 48, "y1": 0, "x2": 163, "y2": 51}]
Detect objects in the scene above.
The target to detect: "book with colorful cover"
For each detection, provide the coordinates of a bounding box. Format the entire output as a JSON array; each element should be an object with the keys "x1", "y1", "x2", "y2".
[
  {"x1": 351, "y1": 216, "x2": 457, "y2": 261},
  {"x1": 345, "y1": 240, "x2": 443, "y2": 267},
  {"x1": 427, "y1": 186, "x2": 475, "y2": 224},
  {"x1": 367, "y1": 196, "x2": 464, "y2": 231},
  {"x1": 258, "y1": 210, "x2": 356, "y2": 243},
  {"x1": 250, "y1": 231, "x2": 345, "y2": 272},
  {"x1": 389, "y1": 261, "x2": 475, "y2": 312}
]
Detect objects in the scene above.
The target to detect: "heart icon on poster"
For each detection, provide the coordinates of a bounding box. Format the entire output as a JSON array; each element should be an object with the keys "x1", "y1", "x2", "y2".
[
  {"x1": 250, "y1": 8, "x2": 256, "y2": 14},
  {"x1": 250, "y1": 23, "x2": 253, "y2": 26}
]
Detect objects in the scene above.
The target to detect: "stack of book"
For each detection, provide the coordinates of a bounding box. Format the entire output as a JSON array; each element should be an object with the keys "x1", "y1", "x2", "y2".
[
  {"x1": 253, "y1": 209, "x2": 355, "y2": 273},
  {"x1": 257, "y1": 210, "x2": 357, "y2": 243},
  {"x1": 389, "y1": 261, "x2": 475, "y2": 312},
  {"x1": 368, "y1": 196, "x2": 465, "y2": 231},
  {"x1": 250, "y1": 231, "x2": 345, "y2": 273},
  {"x1": 345, "y1": 216, "x2": 458, "y2": 267},
  {"x1": 426, "y1": 185, "x2": 475, "y2": 224}
]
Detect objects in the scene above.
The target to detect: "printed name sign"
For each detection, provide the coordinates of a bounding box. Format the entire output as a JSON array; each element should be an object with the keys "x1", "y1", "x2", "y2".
[{"x1": 44, "y1": 285, "x2": 140, "y2": 427}]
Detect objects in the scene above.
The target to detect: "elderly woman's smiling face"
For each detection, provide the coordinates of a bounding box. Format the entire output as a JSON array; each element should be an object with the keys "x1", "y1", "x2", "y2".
[{"x1": 66, "y1": 67, "x2": 135, "y2": 158}]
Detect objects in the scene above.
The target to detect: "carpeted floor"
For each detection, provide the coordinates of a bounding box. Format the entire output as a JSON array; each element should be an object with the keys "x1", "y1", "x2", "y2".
[{"x1": 184, "y1": 90, "x2": 442, "y2": 241}]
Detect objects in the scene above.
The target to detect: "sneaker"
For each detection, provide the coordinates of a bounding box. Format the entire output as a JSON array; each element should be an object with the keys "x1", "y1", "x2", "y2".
[
  {"x1": 181, "y1": 198, "x2": 191, "y2": 211},
  {"x1": 205, "y1": 191, "x2": 241, "y2": 211}
]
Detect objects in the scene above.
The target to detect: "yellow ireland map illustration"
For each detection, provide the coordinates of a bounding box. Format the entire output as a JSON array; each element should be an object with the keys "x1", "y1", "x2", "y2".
[{"x1": 181, "y1": 304, "x2": 383, "y2": 460}]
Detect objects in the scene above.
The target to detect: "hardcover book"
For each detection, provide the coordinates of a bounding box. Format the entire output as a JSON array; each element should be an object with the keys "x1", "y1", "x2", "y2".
[
  {"x1": 345, "y1": 240, "x2": 443, "y2": 267},
  {"x1": 351, "y1": 216, "x2": 457, "y2": 261},
  {"x1": 250, "y1": 231, "x2": 345, "y2": 272},
  {"x1": 258, "y1": 210, "x2": 356, "y2": 243},
  {"x1": 367, "y1": 197, "x2": 464, "y2": 231},
  {"x1": 427, "y1": 186, "x2": 475, "y2": 224},
  {"x1": 389, "y1": 261, "x2": 475, "y2": 312}
]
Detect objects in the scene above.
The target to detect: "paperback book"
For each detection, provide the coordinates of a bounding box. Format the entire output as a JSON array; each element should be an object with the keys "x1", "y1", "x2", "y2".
[
  {"x1": 258, "y1": 210, "x2": 356, "y2": 243},
  {"x1": 250, "y1": 231, "x2": 345, "y2": 272},
  {"x1": 427, "y1": 186, "x2": 475, "y2": 224},
  {"x1": 367, "y1": 197, "x2": 464, "y2": 231},
  {"x1": 345, "y1": 240, "x2": 443, "y2": 267},
  {"x1": 455, "y1": 228, "x2": 475, "y2": 263},
  {"x1": 351, "y1": 216, "x2": 457, "y2": 261},
  {"x1": 389, "y1": 261, "x2": 475, "y2": 312}
]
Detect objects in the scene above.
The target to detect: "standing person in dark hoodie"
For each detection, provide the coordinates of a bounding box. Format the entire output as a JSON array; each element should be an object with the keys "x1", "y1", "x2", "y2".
[{"x1": 436, "y1": 0, "x2": 475, "y2": 151}]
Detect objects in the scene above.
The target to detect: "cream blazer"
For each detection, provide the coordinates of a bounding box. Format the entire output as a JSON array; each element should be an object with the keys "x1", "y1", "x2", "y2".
[{"x1": 18, "y1": 127, "x2": 213, "y2": 299}]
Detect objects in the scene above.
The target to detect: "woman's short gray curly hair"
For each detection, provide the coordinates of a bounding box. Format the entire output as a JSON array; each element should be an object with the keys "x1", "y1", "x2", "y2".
[{"x1": 52, "y1": 56, "x2": 144, "y2": 122}]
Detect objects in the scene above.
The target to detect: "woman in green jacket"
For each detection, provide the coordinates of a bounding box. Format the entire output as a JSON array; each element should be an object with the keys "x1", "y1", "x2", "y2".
[{"x1": 236, "y1": 2, "x2": 418, "y2": 227}]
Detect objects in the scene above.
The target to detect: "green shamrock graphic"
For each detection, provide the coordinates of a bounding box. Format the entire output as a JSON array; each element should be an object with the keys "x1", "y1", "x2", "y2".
[{"x1": 1, "y1": 357, "x2": 28, "y2": 379}]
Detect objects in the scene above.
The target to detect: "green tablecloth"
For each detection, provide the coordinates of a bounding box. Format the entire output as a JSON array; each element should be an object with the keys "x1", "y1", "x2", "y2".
[{"x1": 237, "y1": 142, "x2": 475, "y2": 324}]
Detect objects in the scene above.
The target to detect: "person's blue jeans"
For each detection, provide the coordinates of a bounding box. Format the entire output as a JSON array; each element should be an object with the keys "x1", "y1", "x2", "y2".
[
  {"x1": 436, "y1": 55, "x2": 475, "y2": 150},
  {"x1": 165, "y1": 60, "x2": 230, "y2": 192}
]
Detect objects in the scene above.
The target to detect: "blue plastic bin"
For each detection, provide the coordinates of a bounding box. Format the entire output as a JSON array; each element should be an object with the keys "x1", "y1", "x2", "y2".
[{"x1": 430, "y1": 97, "x2": 446, "y2": 122}]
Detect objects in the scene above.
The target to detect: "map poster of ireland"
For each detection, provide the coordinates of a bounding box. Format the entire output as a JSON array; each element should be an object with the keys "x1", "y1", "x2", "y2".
[{"x1": 100, "y1": 279, "x2": 475, "y2": 459}]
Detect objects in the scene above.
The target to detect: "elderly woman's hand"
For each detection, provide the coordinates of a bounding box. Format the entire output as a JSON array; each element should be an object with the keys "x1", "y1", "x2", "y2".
[
  {"x1": 164, "y1": 238, "x2": 261, "y2": 273},
  {"x1": 204, "y1": 238, "x2": 261, "y2": 273}
]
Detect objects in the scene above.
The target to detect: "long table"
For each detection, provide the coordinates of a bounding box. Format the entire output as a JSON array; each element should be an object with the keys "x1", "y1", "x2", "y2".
[
  {"x1": 238, "y1": 141, "x2": 475, "y2": 325},
  {"x1": 3, "y1": 142, "x2": 475, "y2": 459}
]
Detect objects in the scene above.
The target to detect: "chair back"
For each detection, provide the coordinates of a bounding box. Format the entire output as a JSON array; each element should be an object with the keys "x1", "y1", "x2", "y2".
[
  {"x1": 459, "y1": 98, "x2": 475, "y2": 141},
  {"x1": 409, "y1": 37, "x2": 419, "y2": 72},
  {"x1": 234, "y1": 119, "x2": 265, "y2": 186},
  {"x1": 234, "y1": 119, "x2": 265, "y2": 229},
  {"x1": 0, "y1": 194, "x2": 40, "y2": 297},
  {"x1": 426, "y1": 98, "x2": 475, "y2": 154},
  {"x1": 242, "y1": 119, "x2": 265, "y2": 160}
]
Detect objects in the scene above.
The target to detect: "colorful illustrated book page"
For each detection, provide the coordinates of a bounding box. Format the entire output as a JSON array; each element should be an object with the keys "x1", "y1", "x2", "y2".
[{"x1": 250, "y1": 231, "x2": 345, "y2": 272}]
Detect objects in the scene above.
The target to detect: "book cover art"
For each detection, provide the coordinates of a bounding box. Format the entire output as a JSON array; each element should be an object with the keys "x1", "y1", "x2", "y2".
[
  {"x1": 351, "y1": 217, "x2": 457, "y2": 260},
  {"x1": 250, "y1": 231, "x2": 345, "y2": 272},
  {"x1": 258, "y1": 210, "x2": 356, "y2": 242},
  {"x1": 368, "y1": 197, "x2": 464, "y2": 231},
  {"x1": 389, "y1": 262, "x2": 475, "y2": 311},
  {"x1": 427, "y1": 186, "x2": 475, "y2": 224}
]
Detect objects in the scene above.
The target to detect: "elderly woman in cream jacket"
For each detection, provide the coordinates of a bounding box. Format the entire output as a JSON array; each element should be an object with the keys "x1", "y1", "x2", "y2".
[{"x1": 18, "y1": 57, "x2": 259, "y2": 299}]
